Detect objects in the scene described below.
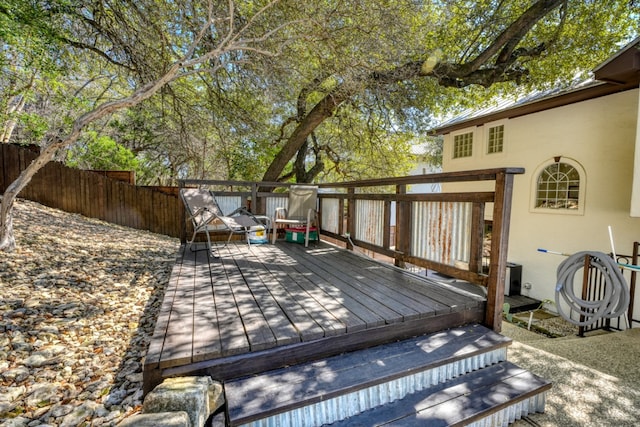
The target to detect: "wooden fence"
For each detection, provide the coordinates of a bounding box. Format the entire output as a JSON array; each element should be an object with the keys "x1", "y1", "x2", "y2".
[{"x1": 0, "y1": 143, "x2": 182, "y2": 238}]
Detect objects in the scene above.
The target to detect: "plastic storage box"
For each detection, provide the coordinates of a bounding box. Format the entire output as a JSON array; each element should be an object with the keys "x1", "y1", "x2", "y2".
[{"x1": 285, "y1": 227, "x2": 317, "y2": 243}]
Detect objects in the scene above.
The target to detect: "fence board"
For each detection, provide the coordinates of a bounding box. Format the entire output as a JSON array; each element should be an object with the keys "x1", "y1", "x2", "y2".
[
  {"x1": 80, "y1": 171, "x2": 90, "y2": 217},
  {"x1": 61, "y1": 165, "x2": 73, "y2": 213},
  {"x1": 0, "y1": 145, "x2": 6, "y2": 190},
  {"x1": 4, "y1": 145, "x2": 21, "y2": 190},
  {"x1": 124, "y1": 184, "x2": 136, "y2": 229},
  {"x1": 96, "y1": 174, "x2": 106, "y2": 221}
]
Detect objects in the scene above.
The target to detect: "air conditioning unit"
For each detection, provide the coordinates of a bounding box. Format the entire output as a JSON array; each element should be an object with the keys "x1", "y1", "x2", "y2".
[{"x1": 505, "y1": 262, "x2": 522, "y2": 296}]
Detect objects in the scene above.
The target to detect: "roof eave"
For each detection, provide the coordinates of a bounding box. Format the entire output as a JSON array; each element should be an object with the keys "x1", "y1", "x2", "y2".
[
  {"x1": 431, "y1": 38, "x2": 640, "y2": 136},
  {"x1": 430, "y1": 81, "x2": 638, "y2": 136}
]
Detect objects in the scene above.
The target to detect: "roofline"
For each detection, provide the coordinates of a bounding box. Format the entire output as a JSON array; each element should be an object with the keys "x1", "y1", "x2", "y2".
[
  {"x1": 593, "y1": 36, "x2": 640, "y2": 74},
  {"x1": 430, "y1": 81, "x2": 638, "y2": 135}
]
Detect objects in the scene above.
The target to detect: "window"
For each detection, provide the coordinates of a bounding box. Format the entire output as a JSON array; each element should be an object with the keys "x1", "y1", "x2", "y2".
[
  {"x1": 487, "y1": 125, "x2": 504, "y2": 154},
  {"x1": 535, "y1": 162, "x2": 580, "y2": 210},
  {"x1": 453, "y1": 132, "x2": 473, "y2": 158}
]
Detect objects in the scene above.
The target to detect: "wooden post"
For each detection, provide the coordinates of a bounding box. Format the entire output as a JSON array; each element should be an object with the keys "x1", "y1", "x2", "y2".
[
  {"x1": 485, "y1": 171, "x2": 515, "y2": 332},
  {"x1": 383, "y1": 199, "x2": 392, "y2": 251},
  {"x1": 346, "y1": 188, "x2": 355, "y2": 251},
  {"x1": 469, "y1": 202, "x2": 485, "y2": 274},
  {"x1": 338, "y1": 197, "x2": 345, "y2": 238},
  {"x1": 395, "y1": 184, "x2": 409, "y2": 268},
  {"x1": 251, "y1": 183, "x2": 260, "y2": 214},
  {"x1": 630, "y1": 242, "x2": 638, "y2": 327},
  {"x1": 578, "y1": 254, "x2": 591, "y2": 337},
  {"x1": 178, "y1": 181, "x2": 186, "y2": 244}
]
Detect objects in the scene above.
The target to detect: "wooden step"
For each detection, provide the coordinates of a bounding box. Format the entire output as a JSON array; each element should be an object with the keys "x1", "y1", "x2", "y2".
[
  {"x1": 225, "y1": 324, "x2": 513, "y2": 427},
  {"x1": 330, "y1": 361, "x2": 551, "y2": 426}
]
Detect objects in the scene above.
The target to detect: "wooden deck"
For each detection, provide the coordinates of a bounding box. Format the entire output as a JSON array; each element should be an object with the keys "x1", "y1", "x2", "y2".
[{"x1": 143, "y1": 240, "x2": 487, "y2": 394}]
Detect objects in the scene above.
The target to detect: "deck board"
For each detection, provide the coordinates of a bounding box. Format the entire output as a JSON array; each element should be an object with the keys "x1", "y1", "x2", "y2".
[
  {"x1": 144, "y1": 240, "x2": 488, "y2": 393},
  {"x1": 192, "y1": 250, "x2": 221, "y2": 362},
  {"x1": 161, "y1": 249, "x2": 197, "y2": 367},
  {"x1": 260, "y1": 245, "x2": 355, "y2": 333},
  {"x1": 221, "y1": 251, "x2": 276, "y2": 352},
  {"x1": 213, "y1": 254, "x2": 251, "y2": 356},
  {"x1": 287, "y1": 244, "x2": 421, "y2": 321},
  {"x1": 145, "y1": 250, "x2": 184, "y2": 368}
]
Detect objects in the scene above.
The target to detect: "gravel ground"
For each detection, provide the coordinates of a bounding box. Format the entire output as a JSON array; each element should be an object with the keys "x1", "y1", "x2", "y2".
[
  {"x1": 0, "y1": 199, "x2": 179, "y2": 426},
  {"x1": 504, "y1": 323, "x2": 640, "y2": 426}
]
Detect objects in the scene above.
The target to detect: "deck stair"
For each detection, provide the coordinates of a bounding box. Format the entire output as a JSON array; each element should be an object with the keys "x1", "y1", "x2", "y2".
[{"x1": 224, "y1": 324, "x2": 551, "y2": 427}]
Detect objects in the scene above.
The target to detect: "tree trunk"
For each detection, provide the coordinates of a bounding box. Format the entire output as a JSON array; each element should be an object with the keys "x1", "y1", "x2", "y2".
[
  {"x1": 1, "y1": 94, "x2": 27, "y2": 143},
  {"x1": 0, "y1": 196, "x2": 15, "y2": 251},
  {"x1": 0, "y1": 141, "x2": 63, "y2": 250},
  {"x1": 261, "y1": 91, "x2": 349, "y2": 185}
]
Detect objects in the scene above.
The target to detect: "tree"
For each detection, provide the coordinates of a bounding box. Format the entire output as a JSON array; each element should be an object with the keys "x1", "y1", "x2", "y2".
[
  {"x1": 257, "y1": 0, "x2": 639, "y2": 184},
  {"x1": 0, "y1": 0, "x2": 300, "y2": 251},
  {"x1": 65, "y1": 131, "x2": 141, "y2": 171},
  {"x1": 1, "y1": 0, "x2": 637, "y2": 251}
]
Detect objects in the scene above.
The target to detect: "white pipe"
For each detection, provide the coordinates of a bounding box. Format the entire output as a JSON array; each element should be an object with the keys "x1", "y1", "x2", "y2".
[
  {"x1": 539, "y1": 247, "x2": 640, "y2": 271},
  {"x1": 608, "y1": 225, "x2": 617, "y2": 260}
]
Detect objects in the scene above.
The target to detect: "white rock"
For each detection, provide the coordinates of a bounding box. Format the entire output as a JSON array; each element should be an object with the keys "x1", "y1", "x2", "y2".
[
  {"x1": 59, "y1": 401, "x2": 97, "y2": 427},
  {"x1": 25, "y1": 383, "x2": 60, "y2": 407},
  {"x1": 49, "y1": 403, "x2": 74, "y2": 418}
]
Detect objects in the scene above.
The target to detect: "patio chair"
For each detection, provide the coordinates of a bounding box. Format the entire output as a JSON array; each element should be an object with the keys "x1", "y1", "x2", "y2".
[
  {"x1": 180, "y1": 188, "x2": 262, "y2": 254},
  {"x1": 271, "y1": 185, "x2": 319, "y2": 247}
]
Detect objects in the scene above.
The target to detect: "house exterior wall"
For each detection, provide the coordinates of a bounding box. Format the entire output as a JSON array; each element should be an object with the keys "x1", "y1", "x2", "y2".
[
  {"x1": 441, "y1": 89, "x2": 640, "y2": 319},
  {"x1": 630, "y1": 88, "x2": 640, "y2": 216}
]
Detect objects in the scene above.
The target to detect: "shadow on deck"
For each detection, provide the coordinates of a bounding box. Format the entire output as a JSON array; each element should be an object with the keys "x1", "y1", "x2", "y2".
[{"x1": 143, "y1": 240, "x2": 487, "y2": 394}]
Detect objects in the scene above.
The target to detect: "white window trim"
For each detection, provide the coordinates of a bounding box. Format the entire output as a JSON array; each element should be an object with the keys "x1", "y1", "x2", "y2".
[
  {"x1": 530, "y1": 157, "x2": 586, "y2": 215},
  {"x1": 451, "y1": 129, "x2": 475, "y2": 159},
  {"x1": 485, "y1": 121, "x2": 507, "y2": 156}
]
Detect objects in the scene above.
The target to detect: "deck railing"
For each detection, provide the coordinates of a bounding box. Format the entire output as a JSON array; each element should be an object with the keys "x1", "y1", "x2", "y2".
[{"x1": 179, "y1": 167, "x2": 524, "y2": 331}]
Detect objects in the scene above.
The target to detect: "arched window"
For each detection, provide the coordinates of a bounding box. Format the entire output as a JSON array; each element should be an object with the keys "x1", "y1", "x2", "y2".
[{"x1": 535, "y1": 161, "x2": 581, "y2": 210}]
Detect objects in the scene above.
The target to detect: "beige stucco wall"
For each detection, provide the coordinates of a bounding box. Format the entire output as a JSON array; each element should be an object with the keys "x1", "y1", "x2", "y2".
[{"x1": 441, "y1": 88, "x2": 640, "y2": 320}]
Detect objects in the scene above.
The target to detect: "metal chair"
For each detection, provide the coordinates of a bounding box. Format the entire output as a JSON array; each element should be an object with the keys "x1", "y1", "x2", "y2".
[
  {"x1": 271, "y1": 185, "x2": 318, "y2": 247},
  {"x1": 180, "y1": 188, "x2": 261, "y2": 254}
]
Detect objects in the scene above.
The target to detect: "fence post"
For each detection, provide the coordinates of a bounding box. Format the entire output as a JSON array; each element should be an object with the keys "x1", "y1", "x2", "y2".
[
  {"x1": 251, "y1": 183, "x2": 260, "y2": 214},
  {"x1": 469, "y1": 202, "x2": 485, "y2": 274},
  {"x1": 178, "y1": 181, "x2": 186, "y2": 244},
  {"x1": 631, "y1": 242, "x2": 639, "y2": 327},
  {"x1": 395, "y1": 184, "x2": 409, "y2": 269},
  {"x1": 346, "y1": 188, "x2": 355, "y2": 250}
]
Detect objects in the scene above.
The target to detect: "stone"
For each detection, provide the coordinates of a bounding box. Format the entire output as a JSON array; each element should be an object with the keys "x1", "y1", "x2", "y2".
[
  {"x1": 22, "y1": 354, "x2": 60, "y2": 368},
  {"x1": 143, "y1": 377, "x2": 218, "y2": 427},
  {"x1": 118, "y1": 411, "x2": 190, "y2": 427},
  {"x1": 49, "y1": 404, "x2": 74, "y2": 418},
  {"x1": 2, "y1": 366, "x2": 30, "y2": 383},
  {"x1": 59, "y1": 401, "x2": 97, "y2": 427},
  {"x1": 1, "y1": 416, "x2": 30, "y2": 427},
  {"x1": 208, "y1": 382, "x2": 225, "y2": 414},
  {"x1": 25, "y1": 383, "x2": 60, "y2": 408},
  {"x1": 103, "y1": 388, "x2": 128, "y2": 406},
  {"x1": 1, "y1": 385, "x2": 27, "y2": 404}
]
